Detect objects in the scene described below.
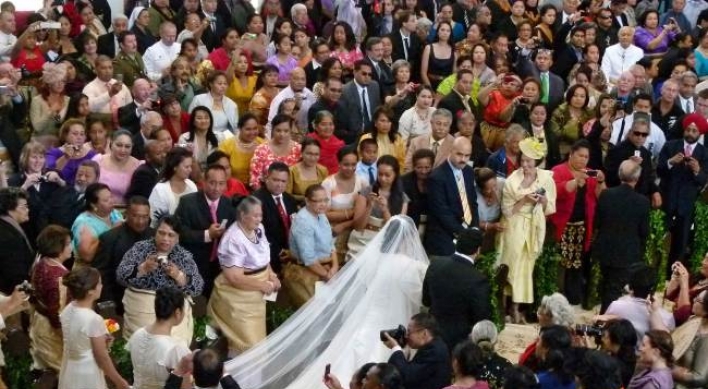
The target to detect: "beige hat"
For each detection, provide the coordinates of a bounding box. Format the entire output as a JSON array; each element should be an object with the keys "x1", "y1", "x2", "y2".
[{"x1": 519, "y1": 137, "x2": 547, "y2": 160}]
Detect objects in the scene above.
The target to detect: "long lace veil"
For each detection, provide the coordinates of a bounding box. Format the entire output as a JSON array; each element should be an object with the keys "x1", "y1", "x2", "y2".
[{"x1": 223, "y1": 215, "x2": 430, "y2": 388}]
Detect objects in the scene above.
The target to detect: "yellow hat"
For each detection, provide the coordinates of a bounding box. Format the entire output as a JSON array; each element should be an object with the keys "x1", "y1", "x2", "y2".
[{"x1": 519, "y1": 137, "x2": 547, "y2": 160}]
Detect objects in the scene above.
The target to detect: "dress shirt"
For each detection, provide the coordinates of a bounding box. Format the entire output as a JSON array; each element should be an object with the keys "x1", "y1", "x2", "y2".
[
  {"x1": 601, "y1": 44, "x2": 645, "y2": 82},
  {"x1": 82, "y1": 78, "x2": 133, "y2": 114},
  {"x1": 685, "y1": 0, "x2": 708, "y2": 28},
  {"x1": 355, "y1": 161, "x2": 378, "y2": 186},
  {"x1": 454, "y1": 251, "x2": 476, "y2": 265},
  {"x1": 267, "y1": 86, "x2": 316, "y2": 136},
  {"x1": 610, "y1": 114, "x2": 666, "y2": 160},
  {"x1": 0, "y1": 31, "x2": 17, "y2": 62},
  {"x1": 203, "y1": 196, "x2": 219, "y2": 243},
  {"x1": 142, "y1": 41, "x2": 181, "y2": 81},
  {"x1": 289, "y1": 207, "x2": 334, "y2": 266},
  {"x1": 680, "y1": 96, "x2": 695, "y2": 113},
  {"x1": 400, "y1": 30, "x2": 410, "y2": 60}
]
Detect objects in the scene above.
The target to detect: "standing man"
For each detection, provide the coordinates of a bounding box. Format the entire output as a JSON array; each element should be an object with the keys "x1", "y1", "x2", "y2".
[
  {"x1": 593, "y1": 160, "x2": 650, "y2": 312},
  {"x1": 658, "y1": 114, "x2": 708, "y2": 267},
  {"x1": 422, "y1": 228, "x2": 491, "y2": 349},
  {"x1": 118, "y1": 78, "x2": 154, "y2": 134},
  {"x1": 404, "y1": 108, "x2": 455, "y2": 172},
  {"x1": 174, "y1": 164, "x2": 237, "y2": 296},
  {"x1": 389, "y1": 11, "x2": 421, "y2": 81},
  {"x1": 364, "y1": 37, "x2": 393, "y2": 96},
  {"x1": 437, "y1": 70, "x2": 474, "y2": 131},
  {"x1": 126, "y1": 141, "x2": 166, "y2": 199},
  {"x1": 82, "y1": 56, "x2": 133, "y2": 124},
  {"x1": 340, "y1": 61, "x2": 382, "y2": 144},
  {"x1": 267, "y1": 68, "x2": 315, "y2": 135},
  {"x1": 131, "y1": 111, "x2": 164, "y2": 160},
  {"x1": 303, "y1": 38, "x2": 330, "y2": 90},
  {"x1": 601, "y1": 27, "x2": 644, "y2": 85},
  {"x1": 424, "y1": 137, "x2": 479, "y2": 258}
]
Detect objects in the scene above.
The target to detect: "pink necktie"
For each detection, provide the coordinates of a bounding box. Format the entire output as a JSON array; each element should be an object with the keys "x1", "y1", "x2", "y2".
[{"x1": 685, "y1": 145, "x2": 692, "y2": 158}]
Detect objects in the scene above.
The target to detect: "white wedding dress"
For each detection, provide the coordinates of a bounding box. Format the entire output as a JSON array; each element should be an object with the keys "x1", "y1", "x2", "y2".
[{"x1": 224, "y1": 215, "x2": 429, "y2": 389}]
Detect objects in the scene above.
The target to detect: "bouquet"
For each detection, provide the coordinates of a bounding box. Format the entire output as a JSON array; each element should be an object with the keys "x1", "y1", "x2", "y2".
[{"x1": 105, "y1": 318, "x2": 120, "y2": 334}]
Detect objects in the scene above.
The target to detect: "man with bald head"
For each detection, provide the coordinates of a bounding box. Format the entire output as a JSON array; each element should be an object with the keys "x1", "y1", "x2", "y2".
[
  {"x1": 601, "y1": 27, "x2": 644, "y2": 84},
  {"x1": 118, "y1": 78, "x2": 154, "y2": 134},
  {"x1": 143, "y1": 22, "x2": 180, "y2": 81},
  {"x1": 267, "y1": 67, "x2": 315, "y2": 135},
  {"x1": 424, "y1": 137, "x2": 480, "y2": 258}
]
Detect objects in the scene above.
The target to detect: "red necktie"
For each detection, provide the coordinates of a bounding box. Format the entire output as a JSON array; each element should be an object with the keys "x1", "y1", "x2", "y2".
[
  {"x1": 209, "y1": 201, "x2": 218, "y2": 262},
  {"x1": 276, "y1": 196, "x2": 290, "y2": 238}
]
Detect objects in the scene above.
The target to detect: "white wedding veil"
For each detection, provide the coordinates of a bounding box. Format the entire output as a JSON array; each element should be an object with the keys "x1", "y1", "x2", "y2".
[{"x1": 224, "y1": 215, "x2": 430, "y2": 388}]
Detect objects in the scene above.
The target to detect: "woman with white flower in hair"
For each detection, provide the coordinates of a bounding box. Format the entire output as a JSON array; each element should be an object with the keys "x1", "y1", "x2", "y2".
[
  {"x1": 30, "y1": 62, "x2": 69, "y2": 147},
  {"x1": 498, "y1": 137, "x2": 557, "y2": 324}
]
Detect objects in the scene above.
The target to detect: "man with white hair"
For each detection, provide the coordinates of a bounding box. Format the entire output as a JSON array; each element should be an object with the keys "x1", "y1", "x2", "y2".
[
  {"x1": 118, "y1": 78, "x2": 154, "y2": 134},
  {"x1": 132, "y1": 111, "x2": 164, "y2": 160},
  {"x1": 98, "y1": 14, "x2": 129, "y2": 57},
  {"x1": 601, "y1": 27, "x2": 645, "y2": 84},
  {"x1": 677, "y1": 71, "x2": 698, "y2": 114},
  {"x1": 0, "y1": 11, "x2": 16, "y2": 63},
  {"x1": 200, "y1": 0, "x2": 226, "y2": 51},
  {"x1": 142, "y1": 22, "x2": 180, "y2": 82},
  {"x1": 291, "y1": 3, "x2": 314, "y2": 36}
]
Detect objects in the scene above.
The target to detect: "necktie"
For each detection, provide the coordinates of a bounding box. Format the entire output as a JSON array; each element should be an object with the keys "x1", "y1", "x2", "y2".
[
  {"x1": 403, "y1": 37, "x2": 409, "y2": 60},
  {"x1": 209, "y1": 201, "x2": 218, "y2": 262},
  {"x1": 276, "y1": 196, "x2": 290, "y2": 238},
  {"x1": 361, "y1": 88, "x2": 370, "y2": 129},
  {"x1": 687, "y1": 99, "x2": 693, "y2": 113},
  {"x1": 456, "y1": 172, "x2": 473, "y2": 226},
  {"x1": 541, "y1": 73, "x2": 549, "y2": 104},
  {"x1": 464, "y1": 11, "x2": 470, "y2": 30},
  {"x1": 368, "y1": 166, "x2": 375, "y2": 185},
  {"x1": 685, "y1": 145, "x2": 692, "y2": 158},
  {"x1": 432, "y1": 141, "x2": 439, "y2": 156},
  {"x1": 375, "y1": 63, "x2": 381, "y2": 78}
]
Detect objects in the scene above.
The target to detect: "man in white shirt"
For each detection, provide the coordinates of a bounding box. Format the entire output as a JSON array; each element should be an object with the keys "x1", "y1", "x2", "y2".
[
  {"x1": 267, "y1": 67, "x2": 315, "y2": 137},
  {"x1": 0, "y1": 11, "x2": 17, "y2": 63},
  {"x1": 601, "y1": 26, "x2": 644, "y2": 84},
  {"x1": 82, "y1": 56, "x2": 133, "y2": 119},
  {"x1": 142, "y1": 22, "x2": 180, "y2": 82},
  {"x1": 611, "y1": 94, "x2": 666, "y2": 160},
  {"x1": 684, "y1": 0, "x2": 708, "y2": 28}
]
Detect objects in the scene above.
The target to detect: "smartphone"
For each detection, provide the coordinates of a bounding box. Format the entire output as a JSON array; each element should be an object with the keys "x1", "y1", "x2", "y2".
[
  {"x1": 114, "y1": 73, "x2": 124, "y2": 83},
  {"x1": 586, "y1": 170, "x2": 598, "y2": 177},
  {"x1": 39, "y1": 21, "x2": 61, "y2": 29},
  {"x1": 324, "y1": 364, "x2": 331, "y2": 380},
  {"x1": 634, "y1": 150, "x2": 641, "y2": 158},
  {"x1": 220, "y1": 219, "x2": 227, "y2": 229},
  {"x1": 244, "y1": 32, "x2": 258, "y2": 39}
]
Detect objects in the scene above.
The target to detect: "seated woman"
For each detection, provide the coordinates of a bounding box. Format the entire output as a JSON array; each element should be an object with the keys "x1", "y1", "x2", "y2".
[
  {"x1": 94, "y1": 129, "x2": 144, "y2": 206},
  {"x1": 306, "y1": 111, "x2": 344, "y2": 174},
  {"x1": 248, "y1": 65, "x2": 280, "y2": 131},
  {"x1": 75, "y1": 34, "x2": 99, "y2": 81},
  {"x1": 65, "y1": 93, "x2": 91, "y2": 123},
  {"x1": 148, "y1": 147, "x2": 197, "y2": 227},
  {"x1": 668, "y1": 290, "x2": 708, "y2": 388},
  {"x1": 358, "y1": 107, "x2": 406, "y2": 168},
  {"x1": 176, "y1": 13, "x2": 209, "y2": 61},
  {"x1": 160, "y1": 94, "x2": 190, "y2": 143},
  {"x1": 30, "y1": 62, "x2": 70, "y2": 147},
  {"x1": 226, "y1": 50, "x2": 257, "y2": 117},
  {"x1": 535, "y1": 325, "x2": 577, "y2": 389},
  {"x1": 11, "y1": 27, "x2": 45, "y2": 78},
  {"x1": 599, "y1": 319, "x2": 638, "y2": 388},
  {"x1": 46, "y1": 119, "x2": 97, "y2": 186},
  {"x1": 634, "y1": 10, "x2": 679, "y2": 57},
  {"x1": 471, "y1": 320, "x2": 513, "y2": 389},
  {"x1": 127, "y1": 286, "x2": 191, "y2": 389},
  {"x1": 328, "y1": 21, "x2": 363, "y2": 79},
  {"x1": 177, "y1": 106, "x2": 225, "y2": 175},
  {"x1": 86, "y1": 118, "x2": 110, "y2": 154},
  {"x1": 240, "y1": 14, "x2": 269, "y2": 65},
  {"x1": 249, "y1": 114, "x2": 302, "y2": 190},
  {"x1": 284, "y1": 184, "x2": 338, "y2": 308},
  {"x1": 402, "y1": 149, "x2": 434, "y2": 235},
  {"x1": 287, "y1": 138, "x2": 328, "y2": 204},
  {"x1": 58, "y1": 267, "x2": 130, "y2": 389},
  {"x1": 188, "y1": 71, "x2": 239, "y2": 136},
  {"x1": 478, "y1": 73, "x2": 523, "y2": 152},
  {"x1": 207, "y1": 196, "x2": 281, "y2": 356},
  {"x1": 398, "y1": 86, "x2": 436, "y2": 143},
  {"x1": 348, "y1": 155, "x2": 409, "y2": 258},
  {"x1": 161, "y1": 56, "x2": 199, "y2": 112},
  {"x1": 266, "y1": 34, "x2": 299, "y2": 88},
  {"x1": 71, "y1": 183, "x2": 123, "y2": 264},
  {"x1": 665, "y1": 258, "x2": 708, "y2": 326},
  {"x1": 117, "y1": 216, "x2": 204, "y2": 347},
  {"x1": 509, "y1": 78, "x2": 541, "y2": 129},
  {"x1": 383, "y1": 60, "x2": 416, "y2": 122},
  {"x1": 629, "y1": 330, "x2": 674, "y2": 389},
  {"x1": 219, "y1": 113, "x2": 265, "y2": 188},
  {"x1": 445, "y1": 341, "x2": 492, "y2": 389},
  {"x1": 29, "y1": 225, "x2": 71, "y2": 374},
  {"x1": 519, "y1": 293, "x2": 575, "y2": 370}
]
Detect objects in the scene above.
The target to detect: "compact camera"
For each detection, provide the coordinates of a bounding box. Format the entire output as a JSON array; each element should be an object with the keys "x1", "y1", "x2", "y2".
[
  {"x1": 157, "y1": 255, "x2": 169, "y2": 266},
  {"x1": 18, "y1": 280, "x2": 34, "y2": 294}
]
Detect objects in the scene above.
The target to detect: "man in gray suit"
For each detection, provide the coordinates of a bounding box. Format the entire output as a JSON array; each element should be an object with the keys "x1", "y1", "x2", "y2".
[{"x1": 340, "y1": 60, "x2": 382, "y2": 144}]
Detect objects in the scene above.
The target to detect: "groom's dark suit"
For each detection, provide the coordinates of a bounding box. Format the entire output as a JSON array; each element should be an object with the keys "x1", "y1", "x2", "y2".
[{"x1": 422, "y1": 253, "x2": 491, "y2": 349}]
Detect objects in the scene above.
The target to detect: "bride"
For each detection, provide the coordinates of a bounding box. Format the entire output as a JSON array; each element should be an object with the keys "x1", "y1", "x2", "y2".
[{"x1": 223, "y1": 215, "x2": 429, "y2": 388}]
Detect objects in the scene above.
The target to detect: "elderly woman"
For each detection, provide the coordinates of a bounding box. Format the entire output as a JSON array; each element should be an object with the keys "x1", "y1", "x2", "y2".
[
  {"x1": 249, "y1": 114, "x2": 302, "y2": 190},
  {"x1": 634, "y1": 10, "x2": 679, "y2": 57},
  {"x1": 0, "y1": 188, "x2": 33, "y2": 295},
  {"x1": 519, "y1": 293, "x2": 575, "y2": 370},
  {"x1": 551, "y1": 84, "x2": 594, "y2": 157},
  {"x1": 207, "y1": 196, "x2": 280, "y2": 356},
  {"x1": 117, "y1": 216, "x2": 204, "y2": 347},
  {"x1": 71, "y1": 183, "x2": 123, "y2": 264},
  {"x1": 219, "y1": 113, "x2": 266, "y2": 187},
  {"x1": 384, "y1": 60, "x2": 417, "y2": 121},
  {"x1": 127, "y1": 286, "x2": 191, "y2": 389},
  {"x1": 149, "y1": 147, "x2": 197, "y2": 226},
  {"x1": 188, "y1": 71, "x2": 239, "y2": 135},
  {"x1": 94, "y1": 130, "x2": 143, "y2": 205},
  {"x1": 471, "y1": 320, "x2": 513, "y2": 389},
  {"x1": 550, "y1": 139, "x2": 606, "y2": 305},
  {"x1": 283, "y1": 184, "x2": 338, "y2": 308},
  {"x1": 478, "y1": 73, "x2": 523, "y2": 152},
  {"x1": 498, "y1": 137, "x2": 557, "y2": 323},
  {"x1": 307, "y1": 111, "x2": 344, "y2": 174},
  {"x1": 46, "y1": 119, "x2": 97, "y2": 186},
  {"x1": 29, "y1": 225, "x2": 71, "y2": 374},
  {"x1": 629, "y1": 330, "x2": 675, "y2": 389},
  {"x1": 30, "y1": 62, "x2": 69, "y2": 147}
]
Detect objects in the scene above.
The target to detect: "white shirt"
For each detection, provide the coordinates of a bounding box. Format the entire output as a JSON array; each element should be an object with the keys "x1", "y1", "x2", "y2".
[
  {"x1": 142, "y1": 40, "x2": 180, "y2": 82},
  {"x1": 601, "y1": 43, "x2": 645, "y2": 82},
  {"x1": 266, "y1": 86, "x2": 315, "y2": 137},
  {"x1": 684, "y1": 0, "x2": 708, "y2": 28},
  {"x1": 0, "y1": 31, "x2": 17, "y2": 63},
  {"x1": 679, "y1": 96, "x2": 695, "y2": 113},
  {"x1": 82, "y1": 78, "x2": 133, "y2": 114},
  {"x1": 610, "y1": 114, "x2": 666, "y2": 160}
]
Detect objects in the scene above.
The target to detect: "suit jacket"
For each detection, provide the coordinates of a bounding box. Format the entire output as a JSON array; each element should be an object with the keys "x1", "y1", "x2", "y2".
[
  {"x1": 388, "y1": 337, "x2": 452, "y2": 389},
  {"x1": 604, "y1": 141, "x2": 659, "y2": 197},
  {"x1": 437, "y1": 91, "x2": 473, "y2": 131},
  {"x1": 0, "y1": 219, "x2": 34, "y2": 295},
  {"x1": 550, "y1": 22, "x2": 581, "y2": 81},
  {"x1": 389, "y1": 31, "x2": 422, "y2": 82},
  {"x1": 657, "y1": 139, "x2": 708, "y2": 217},
  {"x1": 201, "y1": 13, "x2": 228, "y2": 52},
  {"x1": 424, "y1": 162, "x2": 479, "y2": 256},
  {"x1": 364, "y1": 56, "x2": 393, "y2": 97},
  {"x1": 131, "y1": 132, "x2": 147, "y2": 160},
  {"x1": 340, "y1": 80, "x2": 382, "y2": 143},
  {"x1": 97, "y1": 32, "x2": 117, "y2": 57},
  {"x1": 422, "y1": 254, "x2": 492, "y2": 349},
  {"x1": 304, "y1": 60, "x2": 322, "y2": 91},
  {"x1": 517, "y1": 59, "x2": 565, "y2": 114},
  {"x1": 44, "y1": 186, "x2": 85, "y2": 229},
  {"x1": 112, "y1": 51, "x2": 147, "y2": 88},
  {"x1": 126, "y1": 163, "x2": 161, "y2": 200},
  {"x1": 593, "y1": 184, "x2": 649, "y2": 268},
  {"x1": 174, "y1": 192, "x2": 237, "y2": 294},
  {"x1": 404, "y1": 134, "x2": 454, "y2": 172},
  {"x1": 7, "y1": 175, "x2": 63, "y2": 244},
  {"x1": 307, "y1": 98, "x2": 348, "y2": 135},
  {"x1": 164, "y1": 373, "x2": 240, "y2": 389},
  {"x1": 119, "y1": 102, "x2": 142, "y2": 134},
  {"x1": 252, "y1": 188, "x2": 298, "y2": 274}
]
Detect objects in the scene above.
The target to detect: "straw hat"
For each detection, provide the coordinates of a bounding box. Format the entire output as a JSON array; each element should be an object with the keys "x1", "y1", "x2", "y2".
[{"x1": 519, "y1": 137, "x2": 547, "y2": 160}]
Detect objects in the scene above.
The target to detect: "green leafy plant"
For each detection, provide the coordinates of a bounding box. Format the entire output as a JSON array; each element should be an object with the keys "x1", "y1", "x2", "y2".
[
  {"x1": 645, "y1": 209, "x2": 670, "y2": 289},
  {"x1": 3, "y1": 353, "x2": 32, "y2": 389},
  {"x1": 690, "y1": 202, "x2": 708, "y2": 273},
  {"x1": 266, "y1": 303, "x2": 295, "y2": 334},
  {"x1": 110, "y1": 337, "x2": 133, "y2": 383},
  {"x1": 475, "y1": 250, "x2": 503, "y2": 329},
  {"x1": 533, "y1": 242, "x2": 562, "y2": 308}
]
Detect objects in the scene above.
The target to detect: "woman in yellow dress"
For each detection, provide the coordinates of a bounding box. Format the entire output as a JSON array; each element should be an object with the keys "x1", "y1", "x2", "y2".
[
  {"x1": 358, "y1": 107, "x2": 406, "y2": 168},
  {"x1": 498, "y1": 137, "x2": 557, "y2": 323},
  {"x1": 218, "y1": 113, "x2": 265, "y2": 187},
  {"x1": 225, "y1": 50, "x2": 258, "y2": 116},
  {"x1": 286, "y1": 138, "x2": 328, "y2": 204}
]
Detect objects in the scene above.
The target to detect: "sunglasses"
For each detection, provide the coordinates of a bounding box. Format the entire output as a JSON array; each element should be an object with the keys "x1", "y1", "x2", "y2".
[{"x1": 633, "y1": 131, "x2": 649, "y2": 137}]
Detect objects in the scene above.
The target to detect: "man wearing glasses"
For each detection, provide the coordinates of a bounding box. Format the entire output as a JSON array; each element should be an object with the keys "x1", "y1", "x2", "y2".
[{"x1": 611, "y1": 93, "x2": 667, "y2": 161}]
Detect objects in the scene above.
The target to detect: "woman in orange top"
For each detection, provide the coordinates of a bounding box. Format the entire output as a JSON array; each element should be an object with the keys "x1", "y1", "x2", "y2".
[{"x1": 478, "y1": 73, "x2": 523, "y2": 152}]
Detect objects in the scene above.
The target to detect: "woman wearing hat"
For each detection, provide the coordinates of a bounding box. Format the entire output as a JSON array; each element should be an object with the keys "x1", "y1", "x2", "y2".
[{"x1": 498, "y1": 137, "x2": 557, "y2": 323}]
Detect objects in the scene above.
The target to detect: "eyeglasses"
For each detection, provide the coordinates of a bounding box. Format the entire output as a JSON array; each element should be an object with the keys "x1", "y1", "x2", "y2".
[
  {"x1": 633, "y1": 131, "x2": 649, "y2": 137},
  {"x1": 598, "y1": 15, "x2": 611, "y2": 19},
  {"x1": 360, "y1": 72, "x2": 373, "y2": 76}
]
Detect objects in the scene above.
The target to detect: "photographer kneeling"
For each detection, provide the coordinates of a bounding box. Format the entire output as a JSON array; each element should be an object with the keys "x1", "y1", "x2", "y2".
[{"x1": 382, "y1": 313, "x2": 452, "y2": 389}]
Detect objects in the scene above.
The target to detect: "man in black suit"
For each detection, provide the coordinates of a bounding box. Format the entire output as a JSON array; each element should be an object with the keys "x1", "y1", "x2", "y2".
[
  {"x1": 46, "y1": 160, "x2": 100, "y2": 229},
  {"x1": 551, "y1": 20, "x2": 586, "y2": 82},
  {"x1": 438, "y1": 69, "x2": 474, "y2": 134},
  {"x1": 252, "y1": 162, "x2": 298, "y2": 274},
  {"x1": 594, "y1": 160, "x2": 650, "y2": 312},
  {"x1": 164, "y1": 348, "x2": 241, "y2": 389},
  {"x1": 0, "y1": 188, "x2": 34, "y2": 295},
  {"x1": 383, "y1": 313, "x2": 451, "y2": 389},
  {"x1": 389, "y1": 11, "x2": 422, "y2": 82},
  {"x1": 610, "y1": 0, "x2": 630, "y2": 30},
  {"x1": 97, "y1": 14, "x2": 128, "y2": 57},
  {"x1": 422, "y1": 227, "x2": 491, "y2": 349},
  {"x1": 657, "y1": 114, "x2": 708, "y2": 267},
  {"x1": 307, "y1": 77, "x2": 347, "y2": 133},
  {"x1": 118, "y1": 78, "x2": 155, "y2": 134},
  {"x1": 595, "y1": 8, "x2": 619, "y2": 54},
  {"x1": 131, "y1": 111, "x2": 163, "y2": 160},
  {"x1": 424, "y1": 137, "x2": 479, "y2": 257},
  {"x1": 340, "y1": 61, "x2": 382, "y2": 144},
  {"x1": 304, "y1": 38, "x2": 330, "y2": 90},
  {"x1": 174, "y1": 165, "x2": 237, "y2": 296},
  {"x1": 93, "y1": 196, "x2": 153, "y2": 313},
  {"x1": 364, "y1": 37, "x2": 393, "y2": 97},
  {"x1": 604, "y1": 114, "x2": 662, "y2": 207},
  {"x1": 200, "y1": 0, "x2": 228, "y2": 51},
  {"x1": 126, "y1": 141, "x2": 165, "y2": 199}
]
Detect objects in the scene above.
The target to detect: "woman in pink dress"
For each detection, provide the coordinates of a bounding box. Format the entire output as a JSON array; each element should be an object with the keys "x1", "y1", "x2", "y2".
[
  {"x1": 328, "y1": 21, "x2": 363, "y2": 79},
  {"x1": 93, "y1": 130, "x2": 143, "y2": 206},
  {"x1": 249, "y1": 114, "x2": 302, "y2": 189}
]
